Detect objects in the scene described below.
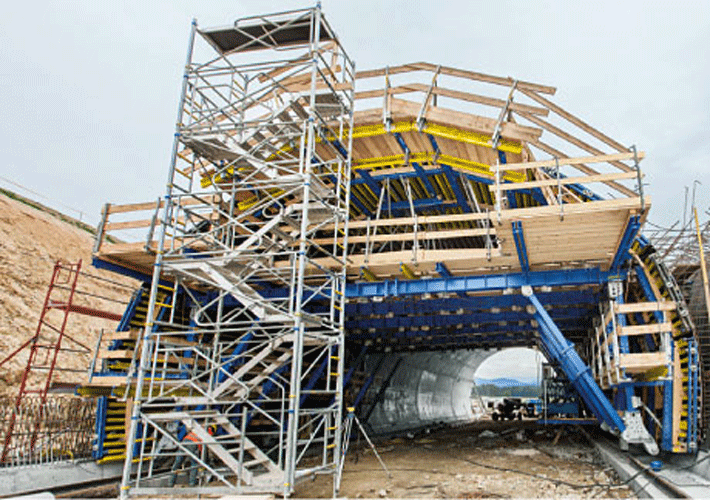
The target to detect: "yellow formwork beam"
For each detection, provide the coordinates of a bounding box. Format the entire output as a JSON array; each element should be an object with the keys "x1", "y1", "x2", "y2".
[
  {"x1": 400, "y1": 263, "x2": 416, "y2": 280},
  {"x1": 360, "y1": 267, "x2": 378, "y2": 282},
  {"x1": 350, "y1": 121, "x2": 522, "y2": 155}
]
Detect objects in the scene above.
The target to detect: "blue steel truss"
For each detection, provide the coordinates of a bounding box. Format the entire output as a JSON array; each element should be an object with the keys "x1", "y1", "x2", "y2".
[{"x1": 346, "y1": 267, "x2": 620, "y2": 298}]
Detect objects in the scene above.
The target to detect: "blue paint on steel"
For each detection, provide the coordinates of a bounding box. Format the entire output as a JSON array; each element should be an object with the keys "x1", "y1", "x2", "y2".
[
  {"x1": 662, "y1": 377, "x2": 674, "y2": 450},
  {"x1": 512, "y1": 221, "x2": 530, "y2": 274},
  {"x1": 347, "y1": 320, "x2": 583, "y2": 344},
  {"x1": 610, "y1": 216, "x2": 641, "y2": 271},
  {"x1": 92, "y1": 257, "x2": 173, "y2": 288},
  {"x1": 427, "y1": 134, "x2": 441, "y2": 155},
  {"x1": 347, "y1": 290, "x2": 599, "y2": 316},
  {"x1": 392, "y1": 132, "x2": 410, "y2": 156},
  {"x1": 350, "y1": 193, "x2": 372, "y2": 218},
  {"x1": 353, "y1": 167, "x2": 447, "y2": 184},
  {"x1": 325, "y1": 137, "x2": 348, "y2": 159},
  {"x1": 346, "y1": 267, "x2": 619, "y2": 298},
  {"x1": 356, "y1": 169, "x2": 382, "y2": 198},
  {"x1": 116, "y1": 288, "x2": 144, "y2": 332},
  {"x1": 414, "y1": 162, "x2": 438, "y2": 197},
  {"x1": 442, "y1": 166, "x2": 471, "y2": 213},
  {"x1": 343, "y1": 345, "x2": 368, "y2": 391},
  {"x1": 459, "y1": 170, "x2": 495, "y2": 186},
  {"x1": 688, "y1": 338, "x2": 699, "y2": 450},
  {"x1": 392, "y1": 130, "x2": 437, "y2": 198},
  {"x1": 352, "y1": 355, "x2": 386, "y2": 409},
  {"x1": 93, "y1": 395, "x2": 108, "y2": 459},
  {"x1": 526, "y1": 291, "x2": 625, "y2": 432},
  {"x1": 347, "y1": 307, "x2": 591, "y2": 331},
  {"x1": 216, "y1": 331, "x2": 254, "y2": 385},
  {"x1": 300, "y1": 352, "x2": 330, "y2": 406},
  {"x1": 334, "y1": 173, "x2": 371, "y2": 217},
  {"x1": 435, "y1": 262, "x2": 466, "y2": 298}
]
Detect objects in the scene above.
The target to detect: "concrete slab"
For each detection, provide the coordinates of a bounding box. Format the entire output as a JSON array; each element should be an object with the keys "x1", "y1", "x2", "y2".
[{"x1": 0, "y1": 460, "x2": 123, "y2": 497}]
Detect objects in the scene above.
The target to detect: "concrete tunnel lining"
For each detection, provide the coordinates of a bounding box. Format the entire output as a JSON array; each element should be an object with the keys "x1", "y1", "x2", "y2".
[{"x1": 364, "y1": 349, "x2": 498, "y2": 434}]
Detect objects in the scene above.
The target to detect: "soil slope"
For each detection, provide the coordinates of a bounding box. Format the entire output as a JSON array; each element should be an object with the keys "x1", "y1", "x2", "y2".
[{"x1": 0, "y1": 191, "x2": 137, "y2": 396}]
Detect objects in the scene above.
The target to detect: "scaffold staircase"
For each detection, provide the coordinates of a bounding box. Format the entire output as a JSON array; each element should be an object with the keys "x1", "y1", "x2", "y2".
[{"x1": 116, "y1": 7, "x2": 353, "y2": 497}]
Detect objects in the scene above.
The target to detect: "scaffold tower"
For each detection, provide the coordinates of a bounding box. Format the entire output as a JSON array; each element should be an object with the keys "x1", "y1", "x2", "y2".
[{"x1": 119, "y1": 6, "x2": 354, "y2": 496}]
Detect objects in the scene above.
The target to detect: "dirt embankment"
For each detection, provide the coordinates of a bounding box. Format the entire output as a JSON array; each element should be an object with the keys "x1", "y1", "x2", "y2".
[{"x1": 0, "y1": 191, "x2": 137, "y2": 396}]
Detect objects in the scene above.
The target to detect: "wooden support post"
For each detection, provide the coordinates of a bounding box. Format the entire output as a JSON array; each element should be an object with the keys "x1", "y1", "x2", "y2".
[{"x1": 694, "y1": 207, "x2": 710, "y2": 326}]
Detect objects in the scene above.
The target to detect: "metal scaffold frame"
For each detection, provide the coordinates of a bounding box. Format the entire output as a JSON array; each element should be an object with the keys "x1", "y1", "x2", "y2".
[{"x1": 120, "y1": 6, "x2": 354, "y2": 497}]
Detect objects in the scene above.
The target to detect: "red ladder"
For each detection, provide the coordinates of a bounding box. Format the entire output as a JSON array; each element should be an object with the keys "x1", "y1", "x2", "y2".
[{"x1": 0, "y1": 259, "x2": 120, "y2": 463}]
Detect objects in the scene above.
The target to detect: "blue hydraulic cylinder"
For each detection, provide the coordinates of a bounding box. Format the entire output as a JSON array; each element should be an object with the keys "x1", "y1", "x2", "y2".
[{"x1": 524, "y1": 288, "x2": 625, "y2": 432}]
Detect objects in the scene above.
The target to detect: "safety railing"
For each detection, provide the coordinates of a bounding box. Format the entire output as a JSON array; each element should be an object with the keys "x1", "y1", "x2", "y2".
[{"x1": 592, "y1": 300, "x2": 675, "y2": 389}]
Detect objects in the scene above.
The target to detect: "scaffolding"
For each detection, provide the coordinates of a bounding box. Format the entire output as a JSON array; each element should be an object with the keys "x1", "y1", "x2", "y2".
[
  {"x1": 118, "y1": 6, "x2": 354, "y2": 496},
  {"x1": 68, "y1": 4, "x2": 704, "y2": 495}
]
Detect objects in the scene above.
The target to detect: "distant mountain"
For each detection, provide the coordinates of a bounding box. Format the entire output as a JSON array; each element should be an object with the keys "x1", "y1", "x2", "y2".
[{"x1": 475, "y1": 377, "x2": 539, "y2": 388}]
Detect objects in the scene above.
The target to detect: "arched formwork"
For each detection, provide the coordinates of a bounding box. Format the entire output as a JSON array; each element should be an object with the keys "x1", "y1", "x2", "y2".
[{"x1": 362, "y1": 350, "x2": 493, "y2": 434}]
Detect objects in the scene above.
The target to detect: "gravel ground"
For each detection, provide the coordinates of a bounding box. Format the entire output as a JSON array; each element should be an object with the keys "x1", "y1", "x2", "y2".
[{"x1": 295, "y1": 420, "x2": 636, "y2": 499}]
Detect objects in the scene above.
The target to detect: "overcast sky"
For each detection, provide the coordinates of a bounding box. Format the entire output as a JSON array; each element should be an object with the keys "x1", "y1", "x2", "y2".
[
  {"x1": 475, "y1": 347, "x2": 543, "y2": 381},
  {"x1": 1, "y1": 1, "x2": 708, "y2": 226}
]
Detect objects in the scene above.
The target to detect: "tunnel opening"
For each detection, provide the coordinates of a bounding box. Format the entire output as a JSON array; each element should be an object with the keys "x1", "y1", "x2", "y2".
[{"x1": 351, "y1": 348, "x2": 548, "y2": 435}]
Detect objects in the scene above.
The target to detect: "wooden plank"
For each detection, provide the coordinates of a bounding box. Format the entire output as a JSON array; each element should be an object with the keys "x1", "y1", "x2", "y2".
[
  {"x1": 529, "y1": 140, "x2": 640, "y2": 198},
  {"x1": 108, "y1": 201, "x2": 162, "y2": 215},
  {"x1": 311, "y1": 227, "x2": 493, "y2": 246},
  {"x1": 337, "y1": 211, "x2": 491, "y2": 230},
  {"x1": 517, "y1": 111, "x2": 634, "y2": 173},
  {"x1": 499, "y1": 151, "x2": 645, "y2": 172},
  {"x1": 338, "y1": 195, "x2": 645, "y2": 232},
  {"x1": 617, "y1": 352, "x2": 667, "y2": 372},
  {"x1": 347, "y1": 247, "x2": 495, "y2": 268},
  {"x1": 518, "y1": 88, "x2": 628, "y2": 152},
  {"x1": 390, "y1": 98, "x2": 542, "y2": 143},
  {"x1": 356, "y1": 83, "x2": 549, "y2": 116},
  {"x1": 106, "y1": 196, "x2": 220, "y2": 215},
  {"x1": 98, "y1": 349, "x2": 202, "y2": 366},
  {"x1": 619, "y1": 323, "x2": 673, "y2": 336},
  {"x1": 615, "y1": 302, "x2": 676, "y2": 314},
  {"x1": 105, "y1": 219, "x2": 154, "y2": 231},
  {"x1": 497, "y1": 171, "x2": 639, "y2": 192},
  {"x1": 355, "y1": 62, "x2": 557, "y2": 95},
  {"x1": 84, "y1": 376, "x2": 129, "y2": 387},
  {"x1": 103, "y1": 330, "x2": 139, "y2": 341}
]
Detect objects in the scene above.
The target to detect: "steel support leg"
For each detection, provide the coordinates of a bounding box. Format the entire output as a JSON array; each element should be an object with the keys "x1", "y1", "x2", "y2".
[{"x1": 523, "y1": 286, "x2": 626, "y2": 432}]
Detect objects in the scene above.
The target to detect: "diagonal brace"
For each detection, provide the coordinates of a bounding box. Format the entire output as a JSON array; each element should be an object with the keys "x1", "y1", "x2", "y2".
[{"x1": 523, "y1": 286, "x2": 625, "y2": 432}]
